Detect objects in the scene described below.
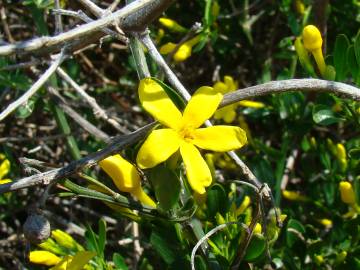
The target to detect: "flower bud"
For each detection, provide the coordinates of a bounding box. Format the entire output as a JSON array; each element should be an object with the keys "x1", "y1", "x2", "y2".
[
  {"x1": 99, "y1": 154, "x2": 156, "y2": 207},
  {"x1": 29, "y1": 250, "x2": 61, "y2": 266},
  {"x1": 282, "y1": 190, "x2": 308, "y2": 202},
  {"x1": 302, "y1": 25, "x2": 322, "y2": 52},
  {"x1": 159, "y1": 18, "x2": 187, "y2": 33},
  {"x1": 236, "y1": 195, "x2": 251, "y2": 216},
  {"x1": 51, "y1": 229, "x2": 83, "y2": 251},
  {"x1": 339, "y1": 181, "x2": 356, "y2": 205}
]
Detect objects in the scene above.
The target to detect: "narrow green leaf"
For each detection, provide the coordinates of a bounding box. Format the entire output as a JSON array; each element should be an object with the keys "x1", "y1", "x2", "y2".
[
  {"x1": 334, "y1": 34, "x2": 349, "y2": 81},
  {"x1": 98, "y1": 219, "x2": 106, "y2": 255}
]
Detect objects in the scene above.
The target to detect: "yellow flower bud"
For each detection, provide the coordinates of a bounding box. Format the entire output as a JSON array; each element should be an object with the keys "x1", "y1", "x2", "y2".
[
  {"x1": 236, "y1": 195, "x2": 251, "y2": 216},
  {"x1": 212, "y1": 1, "x2": 220, "y2": 18},
  {"x1": 314, "y1": 254, "x2": 324, "y2": 265},
  {"x1": 0, "y1": 158, "x2": 10, "y2": 179},
  {"x1": 339, "y1": 181, "x2": 356, "y2": 205},
  {"x1": 51, "y1": 230, "x2": 83, "y2": 251},
  {"x1": 159, "y1": 18, "x2": 187, "y2": 33},
  {"x1": 319, "y1": 218, "x2": 332, "y2": 228},
  {"x1": 29, "y1": 250, "x2": 61, "y2": 266},
  {"x1": 294, "y1": 0, "x2": 305, "y2": 15},
  {"x1": 173, "y1": 44, "x2": 192, "y2": 62},
  {"x1": 282, "y1": 190, "x2": 308, "y2": 201},
  {"x1": 238, "y1": 100, "x2": 265, "y2": 109},
  {"x1": 302, "y1": 25, "x2": 323, "y2": 51},
  {"x1": 302, "y1": 25, "x2": 326, "y2": 76},
  {"x1": 335, "y1": 251, "x2": 347, "y2": 264},
  {"x1": 253, "y1": 223, "x2": 262, "y2": 234},
  {"x1": 336, "y1": 143, "x2": 347, "y2": 160},
  {"x1": 99, "y1": 154, "x2": 156, "y2": 208}
]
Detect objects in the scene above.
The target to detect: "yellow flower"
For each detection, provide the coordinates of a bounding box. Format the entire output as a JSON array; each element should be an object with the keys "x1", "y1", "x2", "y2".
[
  {"x1": 339, "y1": 181, "x2": 356, "y2": 205},
  {"x1": 160, "y1": 35, "x2": 200, "y2": 62},
  {"x1": 29, "y1": 250, "x2": 62, "y2": 266},
  {"x1": 136, "y1": 78, "x2": 247, "y2": 194},
  {"x1": 99, "y1": 154, "x2": 156, "y2": 208},
  {"x1": 302, "y1": 25, "x2": 326, "y2": 76},
  {"x1": 159, "y1": 17, "x2": 187, "y2": 33},
  {"x1": 282, "y1": 190, "x2": 308, "y2": 202}
]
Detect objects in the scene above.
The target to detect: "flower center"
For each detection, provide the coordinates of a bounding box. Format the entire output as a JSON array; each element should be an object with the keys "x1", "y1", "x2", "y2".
[{"x1": 178, "y1": 126, "x2": 195, "y2": 142}]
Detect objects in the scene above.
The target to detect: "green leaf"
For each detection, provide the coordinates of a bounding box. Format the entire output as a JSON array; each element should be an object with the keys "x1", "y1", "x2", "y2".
[
  {"x1": 113, "y1": 253, "x2": 129, "y2": 270},
  {"x1": 334, "y1": 34, "x2": 350, "y2": 81},
  {"x1": 347, "y1": 45, "x2": 360, "y2": 85},
  {"x1": 149, "y1": 165, "x2": 181, "y2": 211},
  {"x1": 150, "y1": 230, "x2": 176, "y2": 265},
  {"x1": 68, "y1": 251, "x2": 96, "y2": 270},
  {"x1": 207, "y1": 184, "x2": 227, "y2": 217},
  {"x1": 98, "y1": 219, "x2": 106, "y2": 256},
  {"x1": 151, "y1": 77, "x2": 186, "y2": 110},
  {"x1": 286, "y1": 219, "x2": 305, "y2": 247},
  {"x1": 312, "y1": 104, "x2": 342, "y2": 125},
  {"x1": 244, "y1": 234, "x2": 266, "y2": 261},
  {"x1": 354, "y1": 32, "x2": 360, "y2": 66}
]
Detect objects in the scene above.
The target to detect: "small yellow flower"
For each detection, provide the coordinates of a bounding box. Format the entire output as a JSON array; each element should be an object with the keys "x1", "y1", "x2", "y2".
[
  {"x1": 160, "y1": 35, "x2": 200, "y2": 62},
  {"x1": 136, "y1": 78, "x2": 247, "y2": 194},
  {"x1": 99, "y1": 154, "x2": 156, "y2": 208},
  {"x1": 0, "y1": 155, "x2": 10, "y2": 180},
  {"x1": 29, "y1": 250, "x2": 62, "y2": 266},
  {"x1": 302, "y1": 25, "x2": 326, "y2": 76},
  {"x1": 282, "y1": 190, "x2": 308, "y2": 202},
  {"x1": 159, "y1": 17, "x2": 187, "y2": 33},
  {"x1": 238, "y1": 100, "x2": 265, "y2": 109},
  {"x1": 253, "y1": 223, "x2": 262, "y2": 234},
  {"x1": 339, "y1": 181, "x2": 356, "y2": 205}
]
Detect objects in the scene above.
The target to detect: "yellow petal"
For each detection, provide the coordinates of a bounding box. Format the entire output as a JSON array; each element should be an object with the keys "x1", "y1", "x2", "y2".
[
  {"x1": 302, "y1": 25, "x2": 323, "y2": 51},
  {"x1": 159, "y1": 42, "x2": 177, "y2": 54},
  {"x1": 139, "y1": 78, "x2": 182, "y2": 129},
  {"x1": 137, "y1": 129, "x2": 180, "y2": 169},
  {"x1": 224, "y1": 75, "x2": 238, "y2": 91},
  {"x1": 213, "y1": 81, "x2": 228, "y2": 94},
  {"x1": 0, "y1": 159, "x2": 10, "y2": 179},
  {"x1": 192, "y1": 126, "x2": 247, "y2": 152},
  {"x1": 158, "y1": 18, "x2": 187, "y2": 33},
  {"x1": 214, "y1": 105, "x2": 236, "y2": 123},
  {"x1": 50, "y1": 256, "x2": 72, "y2": 270},
  {"x1": 99, "y1": 154, "x2": 140, "y2": 192},
  {"x1": 29, "y1": 250, "x2": 61, "y2": 266},
  {"x1": 182, "y1": 86, "x2": 222, "y2": 129},
  {"x1": 180, "y1": 142, "x2": 212, "y2": 194},
  {"x1": 132, "y1": 187, "x2": 157, "y2": 208},
  {"x1": 67, "y1": 251, "x2": 96, "y2": 270}
]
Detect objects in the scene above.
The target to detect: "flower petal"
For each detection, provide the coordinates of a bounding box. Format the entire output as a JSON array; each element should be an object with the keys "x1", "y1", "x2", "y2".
[
  {"x1": 137, "y1": 129, "x2": 180, "y2": 169},
  {"x1": 224, "y1": 75, "x2": 238, "y2": 91},
  {"x1": 192, "y1": 126, "x2": 247, "y2": 151},
  {"x1": 159, "y1": 42, "x2": 177, "y2": 54},
  {"x1": 99, "y1": 154, "x2": 140, "y2": 192},
  {"x1": 182, "y1": 86, "x2": 222, "y2": 128},
  {"x1": 180, "y1": 142, "x2": 212, "y2": 194},
  {"x1": 139, "y1": 78, "x2": 182, "y2": 129},
  {"x1": 29, "y1": 251, "x2": 61, "y2": 266}
]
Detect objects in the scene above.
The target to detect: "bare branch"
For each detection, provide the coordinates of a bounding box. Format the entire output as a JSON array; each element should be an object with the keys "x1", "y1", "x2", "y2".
[
  {"x1": 0, "y1": 122, "x2": 156, "y2": 194},
  {"x1": 0, "y1": 50, "x2": 67, "y2": 121},
  {"x1": 221, "y1": 79, "x2": 360, "y2": 105},
  {"x1": 56, "y1": 67, "x2": 127, "y2": 133},
  {"x1": 0, "y1": 0, "x2": 173, "y2": 56}
]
